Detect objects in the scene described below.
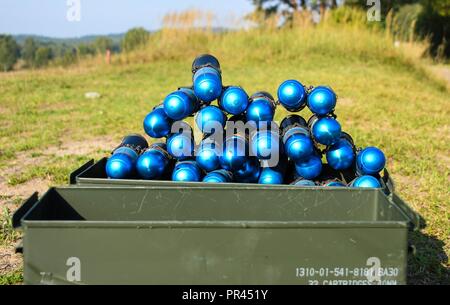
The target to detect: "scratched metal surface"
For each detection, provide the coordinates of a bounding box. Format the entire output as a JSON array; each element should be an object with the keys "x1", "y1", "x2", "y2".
[
  {"x1": 17, "y1": 186, "x2": 415, "y2": 284},
  {"x1": 23, "y1": 186, "x2": 408, "y2": 223}
]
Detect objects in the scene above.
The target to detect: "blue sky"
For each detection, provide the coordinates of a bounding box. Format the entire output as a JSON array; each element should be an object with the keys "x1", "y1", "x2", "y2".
[{"x1": 0, "y1": 0, "x2": 254, "y2": 38}]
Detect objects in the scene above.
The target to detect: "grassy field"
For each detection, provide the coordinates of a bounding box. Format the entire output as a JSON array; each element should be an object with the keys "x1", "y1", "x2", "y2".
[{"x1": 0, "y1": 24, "x2": 449, "y2": 284}]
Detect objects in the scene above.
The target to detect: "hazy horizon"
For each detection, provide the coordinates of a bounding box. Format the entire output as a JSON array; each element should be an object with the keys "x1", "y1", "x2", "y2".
[{"x1": 0, "y1": 0, "x2": 254, "y2": 38}]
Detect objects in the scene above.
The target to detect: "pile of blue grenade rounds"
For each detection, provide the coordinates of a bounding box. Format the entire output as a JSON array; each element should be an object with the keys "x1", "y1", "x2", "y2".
[{"x1": 105, "y1": 54, "x2": 387, "y2": 188}]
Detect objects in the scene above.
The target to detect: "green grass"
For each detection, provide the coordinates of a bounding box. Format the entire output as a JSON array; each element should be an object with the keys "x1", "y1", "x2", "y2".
[
  {"x1": 0, "y1": 24, "x2": 449, "y2": 284},
  {"x1": 0, "y1": 269, "x2": 23, "y2": 285},
  {"x1": 0, "y1": 207, "x2": 19, "y2": 245}
]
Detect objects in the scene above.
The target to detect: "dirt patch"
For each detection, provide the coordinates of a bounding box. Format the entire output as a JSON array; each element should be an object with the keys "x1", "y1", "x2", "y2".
[
  {"x1": 338, "y1": 98, "x2": 354, "y2": 106},
  {"x1": 0, "y1": 107, "x2": 12, "y2": 115},
  {"x1": 429, "y1": 65, "x2": 450, "y2": 86},
  {"x1": 0, "y1": 135, "x2": 117, "y2": 204},
  {"x1": 42, "y1": 136, "x2": 117, "y2": 157},
  {"x1": 437, "y1": 153, "x2": 450, "y2": 172},
  {"x1": 0, "y1": 245, "x2": 22, "y2": 276},
  {"x1": 38, "y1": 101, "x2": 72, "y2": 111},
  {"x1": 0, "y1": 178, "x2": 51, "y2": 201},
  {"x1": 0, "y1": 135, "x2": 116, "y2": 178}
]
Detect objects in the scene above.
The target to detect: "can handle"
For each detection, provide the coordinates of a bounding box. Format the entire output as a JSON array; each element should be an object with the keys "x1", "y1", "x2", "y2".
[
  {"x1": 69, "y1": 159, "x2": 94, "y2": 184},
  {"x1": 12, "y1": 192, "x2": 39, "y2": 229},
  {"x1": 15, "y1": 239, "x2": 23, "y2": 254}
]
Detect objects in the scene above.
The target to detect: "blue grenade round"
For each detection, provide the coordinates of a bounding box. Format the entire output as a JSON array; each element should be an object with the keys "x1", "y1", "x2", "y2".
[
  {"x1": 163, "y1": 88, "x2": 199, "y2": 120},
  {"x1": 234, "y1": 157, "x2": 261, "y2": 183},
  {"x1": 323, "y1": 180, "x2": 346, "y2": 187},
  {"x1": 203, "y1": 169, "x2": 233, "y2": 183},
  {"x1": 143, "y1": 105, "x2": 172, "y2": 138},
  {"x1": 246, "y1": 91, "x2": 276, "y2": 123},
  {"x1": 291, "y1": 178, "x2": 316, "y2": 187},
  {"x1": 219, "y1": 86, "x2": 249, "y2": 115},
  {"x1": 281, "y1": 115, "x2": 313, "y2": 162},
  {"x1": 277, "y1": 80, "x2": 307, "y2": 112},
  {"x1": 136, "y1": 143, "x2": 170, "y2": 180},
  {"x1": 172, "y1": 161, "x2": 202, "y2": 182},
  {"x1": 307, "y1": 86, "x2": 337, "y2": 116},
  {"x1": 351, "y1": 175, "x2": 381, "y2": 188},
  {"x1": 356, "y1": 146, "x2": 386, "y2": 176},
  {"x1": 310, "y1": 116, "x2": 341, "y2": 146},
  {"x1": 220, "y1": 133, "x2": 248, "y2": 171},
  {"x1": 192, "y1": 55, "x2": 222, "y2": 104},
  {"x1": 105, "y1": 149, "x2": 137, "y2": 179},
  {"x1": 195, "y1": 105, "x2": 227, "y2": 134},
  {"x1": 258, "y1": 166, "x2": 285, "y2": 185},
  {"x1": 295, "y1": 154, "x2": 323, "y2": 180},
  {"x1": 250, "y1": 125, "x2": 280, "y2": 160},
  {"x1": 166, "y1": 122, "x2": 194, "y2": 159},
  {"x1": 326, "y1": 133, "x2": 355, "y2": 170},
  {"x1": 106, "y1": 134, "x2": 148, "y2": 179},
  {"x1": 196, "y1": 137, "x2": 221, "y2": 172},
  {"x1": 258, "y1": 159, "x2": 287, "y2": 185}
]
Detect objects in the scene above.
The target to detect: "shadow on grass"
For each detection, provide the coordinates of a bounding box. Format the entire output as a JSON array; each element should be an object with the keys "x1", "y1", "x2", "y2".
[{"x1": 408, "y1": 217, "x2": 449, "y2": 285}]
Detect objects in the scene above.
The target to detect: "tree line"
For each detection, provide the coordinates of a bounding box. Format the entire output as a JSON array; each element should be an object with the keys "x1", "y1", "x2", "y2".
[
  {"x1": 251, "y1": 0, "x2": 449, "y2": 59},
  {"x1": 0, "y1": 27, "x2": 149, "y2": 72}
]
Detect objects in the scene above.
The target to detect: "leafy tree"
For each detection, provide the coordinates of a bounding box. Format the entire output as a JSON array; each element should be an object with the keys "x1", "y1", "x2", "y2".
[
  {"x1": 121, "y1": 27, "x2": 149, "y2": 52},
  {"x1": 34, "y1": 47, "x2": 52, "y2": 68},
  {"x1": 94, "y1": 37, "x2": 113, "y2": 54},
  {"x1": 415, "y1": 0, "x2": 450, "y2": 58},
  {"x1": 0, "y1": 35, "x2": 20, "y2": 72},
  {"x1": 60, "y1": 48, "x2": 77, "y2": 67},
  {"x1": 426, "y1": 0, "x2": 450, "y2": 17},
  {"x1": 22, "y1": 37, "x2": 37, "y2": 67},
  {"x1": 251, "y1": 0, "x2": 339, "y2": 16},
  {"x1": 77, "y1": 43, "x2": 96, "y2": 56}
]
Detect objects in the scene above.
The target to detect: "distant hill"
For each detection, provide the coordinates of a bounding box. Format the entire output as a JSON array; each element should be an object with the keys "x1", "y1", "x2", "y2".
[
  {"x1": 12, "y1": 27, "x2": 230, "y2": 46},
  {"x1": 13, "y1": 33, "x2": 125, "y2": 46}
]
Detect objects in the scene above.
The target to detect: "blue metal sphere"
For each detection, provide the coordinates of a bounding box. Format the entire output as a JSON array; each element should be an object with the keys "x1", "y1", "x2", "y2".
[
  {"x1": 105, "y1": 147, "x2": 138, "y2": 179},
  {"x1": 311, "y1": 117, "x2": 342, "y2": 146},
  {"x1": 326, "y1": 138, "x2": 355, "y2": 170},
  {"x1": 246, "y1": 96, "x2": 275, "y2": 123},
  {"x1": 250, "y1": 129, "x2": 280, "y2": 160},
  {"x1": 172, "y1": 161, "x2": 202, "y2": 182},
  {"x1": 166, "y1": 133, "x2": 194, "y2": 159},
  {"x1": 143, "y1": 107, "x2": 172, "y2": 138},
  {"x1": 258, "y1": 167, "x2": 284, "y2": 185},
  {"x1": 219, "y1": 134, "x2": 248, "y2": 171},
  {"x1": 163, "y1": 88, "x2": 199, "y2": 120},
  {"x1": 292, "y1": 179, "x2": 316, "y2": 187},
  {"x1": 295, "y1": 155, "x2": 323, "y2": 180},
  {"x1": 277, "y1": 80, "x2": 307, "y2": 112},
  {"x1": 219, "y1": 86, "x2": 249, "y2": 115},
  {"x1": 193, "y1": 67, "x2": 222, "y2": 103},
  {"x1": 196, "y1": 139, "x2": 221, "y2": 172},
  {"x1": 284, "y1": 130, "x2": 314, "y2": 162},
  {"x1": 307, "y1": 86, "x2": 337, "y2": 116},
  {"x1": 234, "y1": 157, "x2": 261, "y2": 183},
  {"x1": 356, "y1": 147, "x2": 386, "y2": 175},
  {"x1": 351, "y1": 175, "x2": 382, "y2": 188},
  {"x1": 195, "y1": 105, "x2": 227, "y2": 134},
  {"x1": 203, "y1": 169, "x2": 233, "y2": 183},
  {"x1": 136, "y1": 148, "x2": 169, "y2": 180}
]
